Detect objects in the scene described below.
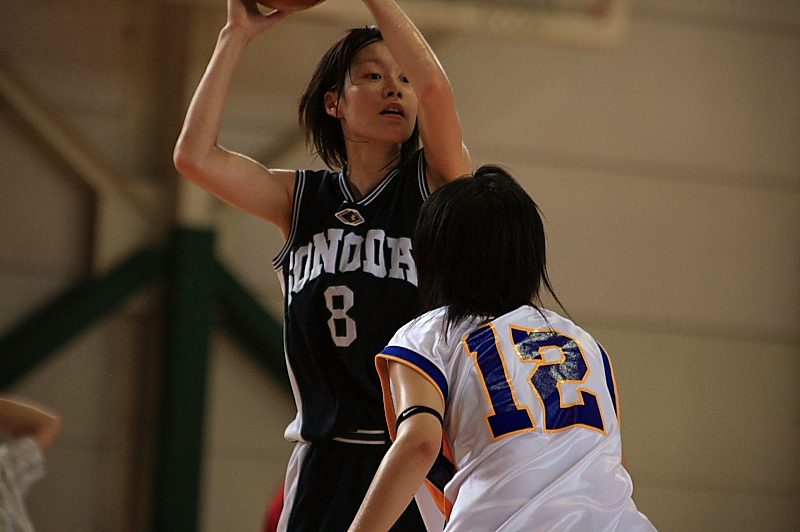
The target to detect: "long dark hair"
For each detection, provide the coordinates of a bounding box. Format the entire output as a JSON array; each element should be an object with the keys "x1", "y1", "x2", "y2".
[
  {"x1": 298, "y1": 26, "x2": 420, "y2": 170},
  {"x1": 414, "y1": 165, "x2": 565, "y2": 329}
]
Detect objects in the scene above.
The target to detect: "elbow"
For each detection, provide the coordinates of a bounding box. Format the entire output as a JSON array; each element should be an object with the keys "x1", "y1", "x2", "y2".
[
  {"x1": 415, "y1": 438, "x2": 441, "y2": 466},
  {"x1": 396, "y1": 431, "x2": 441, "y2": 468},
  {"x1": 172, "y1": 140, "x2": 208, "y2": 184},
  {"x1": 173, "y1": 142, "x2": 198, "y2": 181},
  {"x1": 416, "y1": 76, "x2": 454, "y2": 106}
]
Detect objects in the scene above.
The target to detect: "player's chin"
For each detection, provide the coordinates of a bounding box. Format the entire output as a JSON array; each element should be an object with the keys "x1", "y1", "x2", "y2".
[
  {"x1": 370, "y1": 131, "x2": 412, "y2": 146},
  {"x1": 383, "y1": 124, "x2": 416, "y2": 144}
]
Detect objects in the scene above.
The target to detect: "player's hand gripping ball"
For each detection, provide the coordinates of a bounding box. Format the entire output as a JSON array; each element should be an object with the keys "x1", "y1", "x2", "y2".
[{"x1": 257, "y1": 0, "x2": 327, "y2": 11}]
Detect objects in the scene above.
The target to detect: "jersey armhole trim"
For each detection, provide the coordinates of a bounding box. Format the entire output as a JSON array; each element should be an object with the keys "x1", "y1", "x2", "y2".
[
  {"x1": 375, "y1": 354, "x2": 447, "y2": 443},
  {"x1": 376, "y1": 351, "x2": 455, "y2": 521},
  {"x1": 598, "y1": 342, "x2": 621, "y2": 423},
  {"x1": 378, "y1": 348, "x2": 449, "y2": 401},
  {"x1": 273, "y1": 169, "x2": 306, "y2": 269}
]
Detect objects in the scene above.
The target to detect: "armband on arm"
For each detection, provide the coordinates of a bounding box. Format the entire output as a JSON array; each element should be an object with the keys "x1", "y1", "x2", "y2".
[{"x1": 395, "y1": 405, "x2": 443, "y2": 432}]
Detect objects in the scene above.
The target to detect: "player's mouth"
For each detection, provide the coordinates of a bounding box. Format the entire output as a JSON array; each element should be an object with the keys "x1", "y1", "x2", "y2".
[{"x1": 380, "y1": 104, "x2": 405, "y2": 117}]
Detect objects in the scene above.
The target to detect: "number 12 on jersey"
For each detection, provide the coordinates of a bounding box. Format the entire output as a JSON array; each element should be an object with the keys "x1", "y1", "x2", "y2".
[{"x1": 464, "y1": 324, "x2": 613, "y2": 440}]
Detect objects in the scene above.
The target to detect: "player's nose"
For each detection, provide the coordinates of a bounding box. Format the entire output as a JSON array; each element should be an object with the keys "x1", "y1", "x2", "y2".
[{"x1": 383, "y1": 79, "x2": 403, "y2": 99}]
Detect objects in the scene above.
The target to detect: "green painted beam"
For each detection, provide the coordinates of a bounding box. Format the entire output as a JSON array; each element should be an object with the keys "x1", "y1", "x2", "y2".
[
  {"x1": 214, "y1": 261, "x2": 289, "y2": 394},
  {"x1": 154, "y1": 227, "x2": 216, "y2": 532},
  {"x1": 0, "y1": 230, "x2": 289, "y2": 532},
  {"x1": 0, "y1": 248, "x2": 165, "y2": 390}
]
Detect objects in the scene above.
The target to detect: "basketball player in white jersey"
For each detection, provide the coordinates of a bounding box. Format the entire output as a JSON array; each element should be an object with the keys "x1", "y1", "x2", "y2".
[{"x1": 347, "y1": 166, "x2": 658, "y2": 532}]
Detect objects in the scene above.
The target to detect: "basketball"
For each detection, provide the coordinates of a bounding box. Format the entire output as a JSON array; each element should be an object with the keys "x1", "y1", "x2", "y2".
[{"x1": 257, "y1": 0, "x2": 326, "y2": 11}]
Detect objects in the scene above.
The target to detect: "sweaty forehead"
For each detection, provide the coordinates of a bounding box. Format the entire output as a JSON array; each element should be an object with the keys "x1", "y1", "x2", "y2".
[{"x1": 350, "y1": 41, "x2": 395, "y2": 69}]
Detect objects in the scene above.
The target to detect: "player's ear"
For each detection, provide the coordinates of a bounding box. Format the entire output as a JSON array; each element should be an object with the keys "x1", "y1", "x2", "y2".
[{"x1": 324, "y1": 91, "x2": 342, "y2": 118}]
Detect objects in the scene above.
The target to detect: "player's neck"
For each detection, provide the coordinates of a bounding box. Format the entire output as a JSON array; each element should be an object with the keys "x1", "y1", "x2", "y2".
[{"x1": 344, "y1": 143, "x2": 401, "y2": 200}]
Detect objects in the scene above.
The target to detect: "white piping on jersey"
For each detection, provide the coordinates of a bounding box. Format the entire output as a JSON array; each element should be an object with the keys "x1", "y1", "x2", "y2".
[
  {"x1": 337, "y1": 166, "x2": 401, "y2": 206},
  {"x1": 415, "y1": 152, "x2": 430, "y2": 200},
  {"x1": 333, "y1": 429, "x2": 388, "y2": 445},
  {"x1": 273, "y1": 169, "x2": 309, "y2": 270},
  {"x1": 332, "y1": 438, "x2": 386, "y2": 445},
  {"x1": 282, "y1": 333, "x2": 307, "y2": 443},
  {"x1": 274, "y1": 153, "x2": 428, "y2": 269}
]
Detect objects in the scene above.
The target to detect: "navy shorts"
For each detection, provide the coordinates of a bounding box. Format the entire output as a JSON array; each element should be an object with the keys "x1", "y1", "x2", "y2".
[{"x1": 285, "y1": 439, "x2": 427, "y2": 532}]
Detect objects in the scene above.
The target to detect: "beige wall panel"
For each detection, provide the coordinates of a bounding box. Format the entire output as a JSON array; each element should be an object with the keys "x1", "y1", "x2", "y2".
[
  {"x1": 9, "y1": 324, "x2": 109, "y2": 444},
  {"x1": 0, "y1": 1, "x2": 130, "y2": 64},
  {"x1": 218, "y1": 18, "x2": 355, "y2": 166},
  {"x1": 225, "y1": 17, "x2": 350, "y2": 110},
  {"x1": 233, "y1": 17, "x2": 347, "y2": 91},
  {"x1": 6, "y1": 306, "x2": 159, "y2": 531},
  {"x1": 633, "y1": 486, "x2": 799, "y2": 532},
  {"x1": 216, "y1": 127, "x2": 293, "y2": 165},
  {"x1": 587, "y1": 325, "x2": 799, "y2": 526},
  {"x1": 201, "y1": 455, "x2": 290, "y2": 532},
  {"x1": 94, "y1": 314, "x2": 156, "y2": 529},
  {"x1": 9, "y1": 316, "x2": 145, "y2": 531},
  {"x1": 204, "y1": 332, "x2": 296, "y2": 454},
  {"x1": 216, "y1": 205, "x2": 290, "y2": 318},
  {"x1": 201, "y1": 332, "x2": 297, "y2": 531},
  {"x1": 25, "y1": 445, "x2": 102, "y2": 532},
  {"x1": 181, "y1": 10, "x2": 344, "y2": 167},
  {"x1": 0, "y1": 113, "x2": 92, "y2": 276},
  {"x1": 437, "y1": 18, "x2": 799, "y2": 186},
  {"x1": 0, "y1": 0, "x2": 167, "y2": 178},
  {"x1": 493, "y1": 162, "x2": 800, "y2": 341}
]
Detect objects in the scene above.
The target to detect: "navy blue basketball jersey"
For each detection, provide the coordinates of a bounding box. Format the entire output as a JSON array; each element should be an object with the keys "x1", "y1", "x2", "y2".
[{"x1": 273, "y1": 150, "x2": 429, "y2": 443}]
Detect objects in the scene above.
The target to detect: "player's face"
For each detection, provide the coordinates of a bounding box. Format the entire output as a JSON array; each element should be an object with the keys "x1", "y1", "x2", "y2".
[{"x1": 325, "y1": 41, "x2": 419, "y2": 147}]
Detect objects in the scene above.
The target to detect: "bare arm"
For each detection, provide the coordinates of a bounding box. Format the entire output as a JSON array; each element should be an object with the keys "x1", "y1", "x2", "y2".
[
  {"x1": 0, "y1": 397, "x2": 61, "y2": 453},
  {"x1": 362, "y1": 0, "x2": 471, "y2": 189},
  {"x1": 173, "y1": 0, "x2": 296, "y2": 237},
  {"x1": 348, "y1": 362, "x2": 445, "y2": 532}
]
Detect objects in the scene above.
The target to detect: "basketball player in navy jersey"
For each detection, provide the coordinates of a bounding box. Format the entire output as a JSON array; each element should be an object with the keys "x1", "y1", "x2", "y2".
[{"x1": 172, "y1": 0, "x2": 471, "y2": 530}]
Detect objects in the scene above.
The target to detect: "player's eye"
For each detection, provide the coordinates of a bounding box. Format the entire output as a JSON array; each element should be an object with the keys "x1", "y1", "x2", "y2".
[{"x1": 400, "y1": 76, "x2": 409, "y2": 84}]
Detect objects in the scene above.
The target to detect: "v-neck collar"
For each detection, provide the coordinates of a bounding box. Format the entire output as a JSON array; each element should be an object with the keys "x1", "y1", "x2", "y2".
[{"x1": 337, "y1": 166, "x2": 401, "y2": 206}]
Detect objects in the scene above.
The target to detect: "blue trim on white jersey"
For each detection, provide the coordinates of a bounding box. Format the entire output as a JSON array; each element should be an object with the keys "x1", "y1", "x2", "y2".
[
  {"x1": 598, "y1": 343, "x2": 618, "y2": 417},
  {"x1": 381, "y1": 345, "x2": 449, "y2": 400}
]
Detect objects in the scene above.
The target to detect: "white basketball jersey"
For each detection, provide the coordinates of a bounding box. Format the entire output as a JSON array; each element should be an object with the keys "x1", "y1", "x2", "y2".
[{"x1": 377, "y1": 305, "x2": 657, "y2": 532}]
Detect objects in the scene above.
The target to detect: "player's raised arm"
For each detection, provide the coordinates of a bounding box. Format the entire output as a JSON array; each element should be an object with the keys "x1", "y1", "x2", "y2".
[
  {"x1": 361, "y1": 0, "x2": 471, "y2": 190},
  {"x1": 173, "y1": 0, "x2": 295, "y2": 237},
  {"x1": 347, "y1": 361, "x2": 445, "y2": 532}
]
